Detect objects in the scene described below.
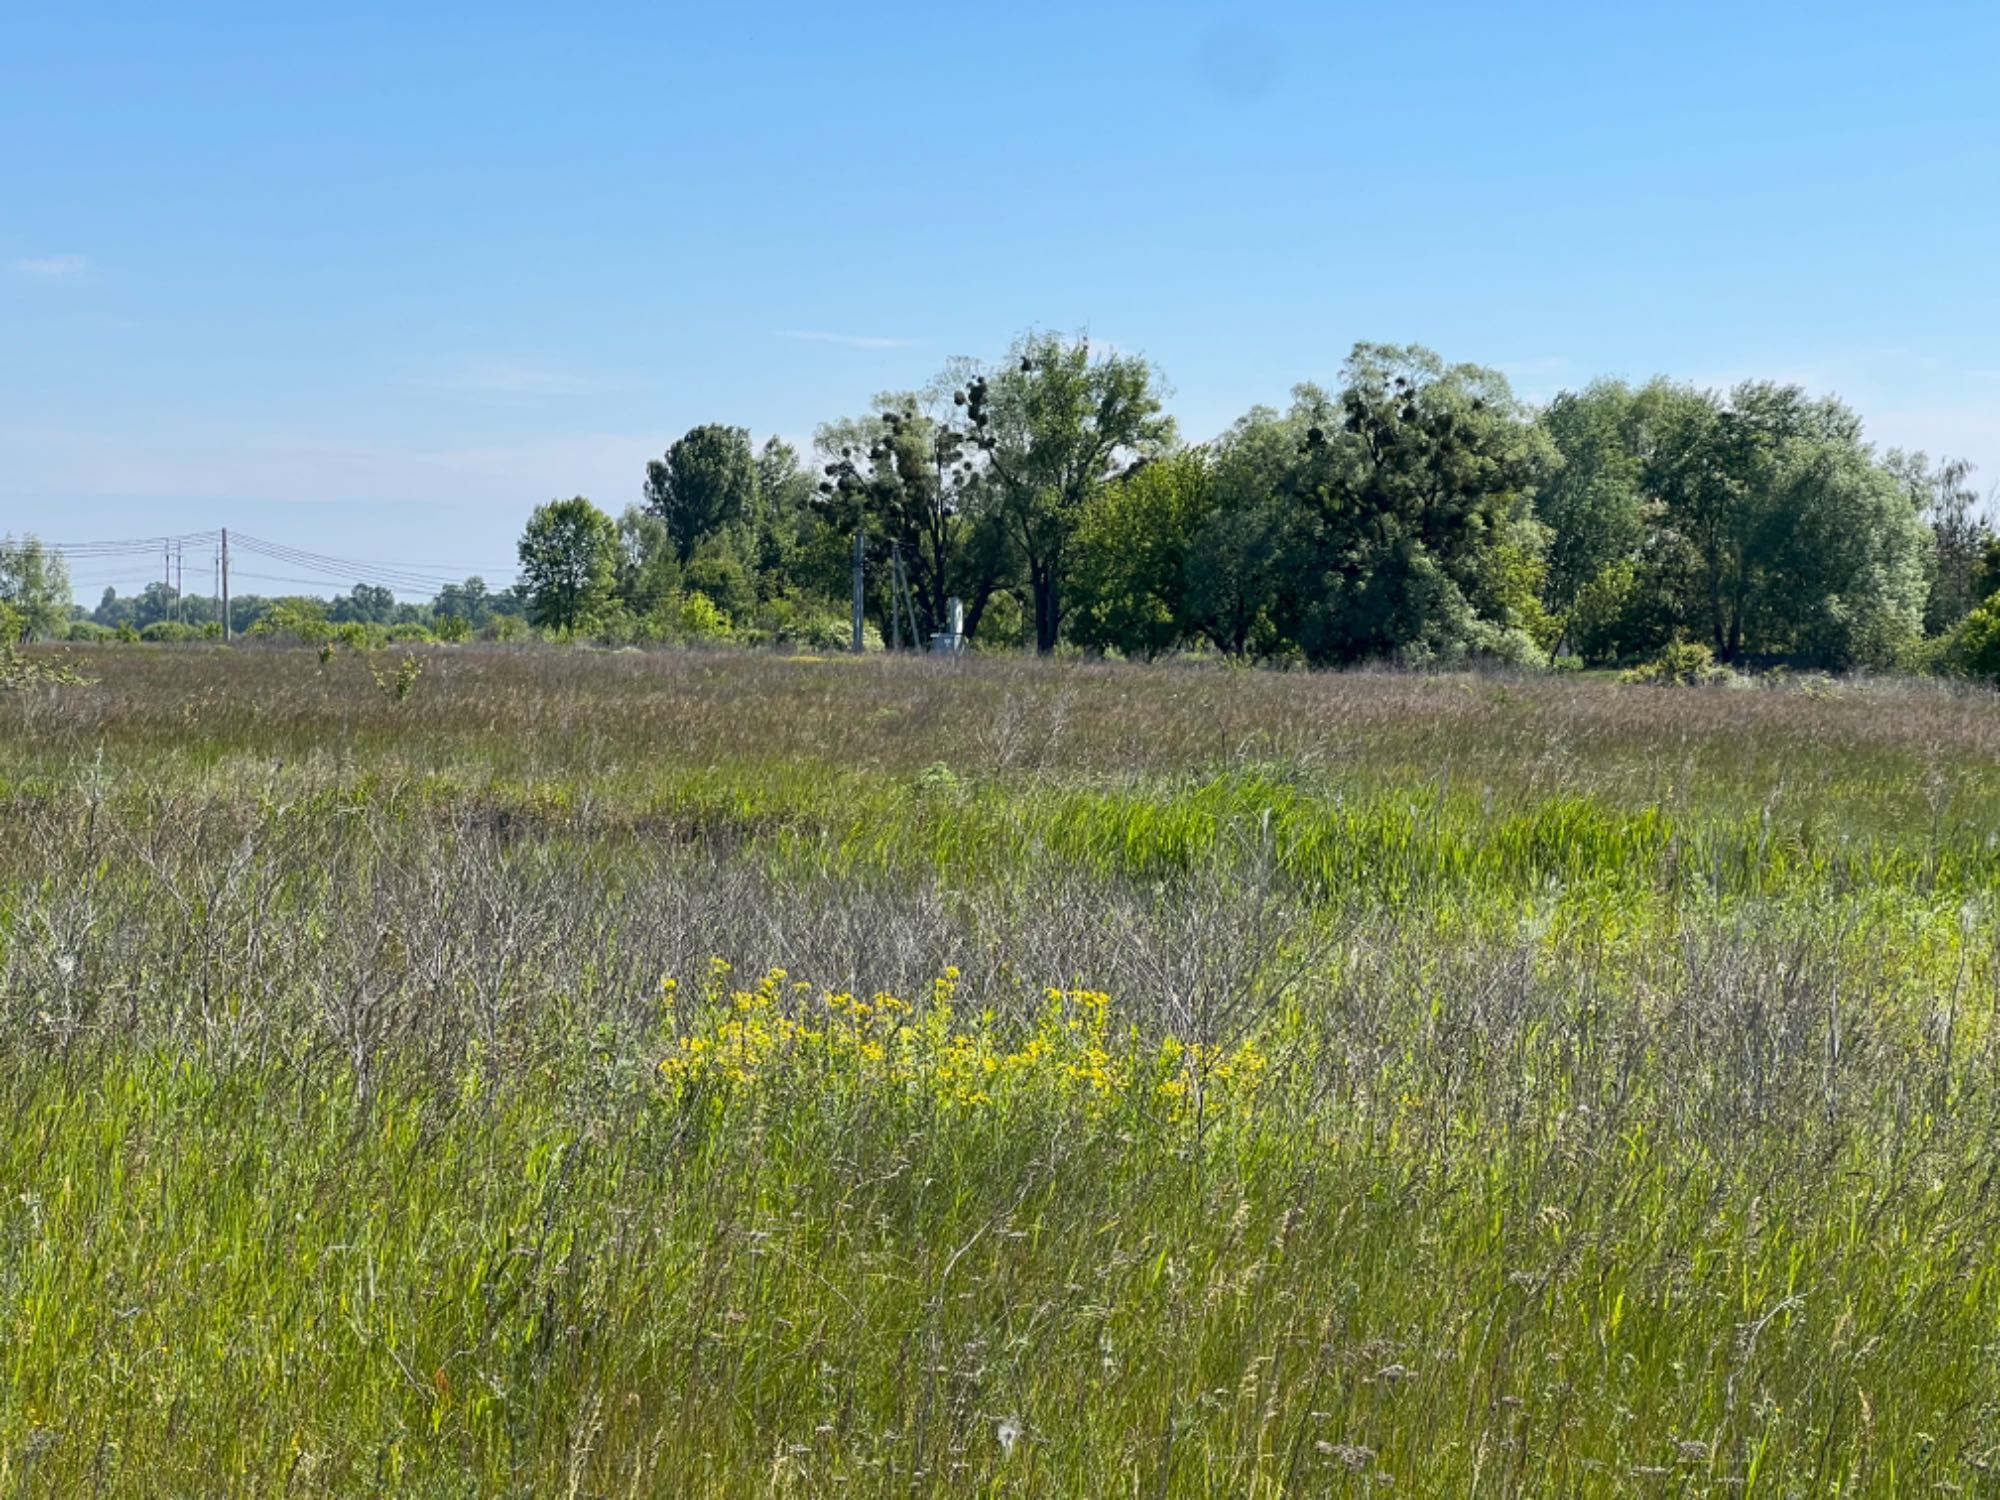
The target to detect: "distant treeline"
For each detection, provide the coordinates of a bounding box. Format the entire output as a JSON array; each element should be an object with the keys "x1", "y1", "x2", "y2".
[
  {"x1": 71, "y1": 576, "x2": 532, "y2": 641},
  {"x1": 8, "y1": 333, "x2": 1999, "y2": 674}
]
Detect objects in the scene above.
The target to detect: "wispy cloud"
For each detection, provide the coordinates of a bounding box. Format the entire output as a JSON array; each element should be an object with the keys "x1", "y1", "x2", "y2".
[
  {"x1": 405, "y1": 358, "x2": 607, "y2": 397},
  {"x1": 12, "y1": 254, "x2": 89, "y2": 279},
  {"x1": 779, "y1": 330, "x2": 921, "y2": 351}
]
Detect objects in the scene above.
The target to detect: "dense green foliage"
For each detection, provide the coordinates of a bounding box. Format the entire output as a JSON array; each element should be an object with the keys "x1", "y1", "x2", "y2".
[
  {"x1": 486, "y1": 331, "x2": 1976, "y2": 671},
  {"x1": 0, "y1": 535, "x2": 71, "y2": 641},
  {"x1": 31, "y1": 330, "x2": 1999, "y2": 674},
  {"x1": 517, "y1": 496, "x2": 619, "y2": 633}
]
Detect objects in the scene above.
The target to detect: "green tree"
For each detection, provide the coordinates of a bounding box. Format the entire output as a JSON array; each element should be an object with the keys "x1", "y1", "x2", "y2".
[
  {"x1": 431, "y1": 577, "x2": 500, "y2": 628},
  {"x1": 975, "y1": 332, "x2": 1175, "y2": 652},
  {"x1": 0, "y1": 534, "x2": 73, "y2": 641},
  {"x1": 750, "y1": 437, "x2": 821, "y2": 599},
  {"x1": 1952, "y1": 590, "x2": 2000, "y2": 682},
  {"x1": 1746, "y1": 435, "x2": 1929, "y2": 668},
  {"x1": 1277, "y1": 346, "x2": 1555, "y2": 666},
  {"x1": 1887, "y1": 452, "x2": 1990, "y2": 635},
  {"x1": 1645, "y1": 383, "x2": 1930, "y2": 667},
  {"x1": 614, "y1": 506, "x2": 681, "y2": 617},
  {"x1": 1181, "y1": 406, "x2": 1305, "y2": 658},
  {"x1": 683, "y1": 538, "x2": 756, "y2": 624},
  {"x1": 645, "y1": 425, "x2": 758, "y2": 565},
  {"x1": 1068, "y1": 448, "x2": 1215, "y2": 659},
  {"x1": 815, "y1": 378, "x2": 991, "y2": 642},
  {"x1": 330, "y1": 582, "x2": 396, "y2": 625},
  {"x1": 517, "y1": 498, "x2": 618, "y2": 633},
  {"x1": 1533, "y1": 380, "x2": 1687, "y2": 615}
]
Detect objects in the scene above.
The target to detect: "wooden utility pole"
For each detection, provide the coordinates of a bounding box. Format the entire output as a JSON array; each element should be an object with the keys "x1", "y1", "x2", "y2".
[{"x1": 221, "y1": 529, "x2": 231, "y2": 641}]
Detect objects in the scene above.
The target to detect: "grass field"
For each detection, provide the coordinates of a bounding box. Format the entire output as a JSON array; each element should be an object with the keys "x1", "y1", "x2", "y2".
[{"x1": 5, "y1": 644, "x2": 2000, "y2": 1496}]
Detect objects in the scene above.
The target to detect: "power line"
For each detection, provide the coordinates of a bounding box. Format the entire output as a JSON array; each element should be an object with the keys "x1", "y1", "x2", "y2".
[
  {"x1": 229, "y1": 532, "x2": 516, "y2": 594},
  {"x1": 46, "y1": 529, "x2": 517, "y2": 600}
]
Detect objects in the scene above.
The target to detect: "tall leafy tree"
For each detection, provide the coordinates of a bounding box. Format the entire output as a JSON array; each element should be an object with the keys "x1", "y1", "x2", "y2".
[
  {"x1": 330, "y1": 582, "x2": 396, "y2": 625},
  {"x1": 1278, "y1": 346, "x2": 1555, "y2": 665},
  {"x1": 1645, "y1": 382, "x2": 1929, "y2": 666},
  {"x1": 1888, "y1": 452, "x2": 1990, "y2": 634},
  {"x1": 614, "y1": 505, "x2": 681, "y2": 616},
  {"x1": 1534, "y1": 380, "x2": 1663, "y2": 613},
  {"x1": 0, "y1": 534, "x2": 73, "y2": 641},
  {"x1": 974, "y1": 332, "x2": 1174, "y2": 652},
  {"x1": 1068, "y1": 448, "x2": 1215, "y2": 659},
  {"x1": 1183, "y1": 406, "x2": 1307, "y2": 657},
  {"x1": 645, "y1": 425, "x2": 758, "y2": 565},
  {"x1": 1743, "y1": 431, "x2": 1930, "y2": 668},
  {"x1": 517, "y1": 498, "x2": 618, "y2": 632},
  {"x1": 750, "y1": 437, "x2": 821, "y2": 599},
  {"x1": 816, "y1": 382, "x2": 989, "y2": 641},
  {"x1": 431, "y1": 576, "x2": 508, "y2": 628}
]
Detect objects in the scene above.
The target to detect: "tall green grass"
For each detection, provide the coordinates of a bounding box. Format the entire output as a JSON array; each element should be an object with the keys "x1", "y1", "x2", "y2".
[{"x1": 4, "y1": 647, "x2": 2000, "y2": 1493}]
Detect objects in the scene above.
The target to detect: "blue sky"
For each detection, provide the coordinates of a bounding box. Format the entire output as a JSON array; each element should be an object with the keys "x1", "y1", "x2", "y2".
[{"x1": 5, "y1": 1, "x2": 1998, "y2": 600}]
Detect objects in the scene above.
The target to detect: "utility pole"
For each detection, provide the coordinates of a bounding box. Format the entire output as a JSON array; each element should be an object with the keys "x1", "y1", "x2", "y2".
[
  {"x1": 221, "y1": 529, "x2": 231, "y2": 641},
  {"x1": 900, "y1": 555, "x2": 921, "y2": 649},
  {"x1": 174, "y1": 542, "x2": 183, "y2": 624},
  {"x1": 851, "y1": 531, "x2": 865, "y2": 654},
  {"x1": 889, "y1": 542, "x2": 902, "y2": 652}
]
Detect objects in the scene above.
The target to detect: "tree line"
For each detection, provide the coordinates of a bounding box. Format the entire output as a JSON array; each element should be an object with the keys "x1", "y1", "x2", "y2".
[
  {"x1": 510, "y1": 332, "x2": 1997, "y2": 674},
  {"x1": 7, "y1": 330, "x2": 1998, "y2": 674}
]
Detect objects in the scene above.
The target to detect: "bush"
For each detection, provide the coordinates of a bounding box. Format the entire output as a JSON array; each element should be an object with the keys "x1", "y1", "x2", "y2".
[
  {"x1": 481, "y1": 614, "x2": 534, "y2": 644},
  {"x1": 1950, "y1": 592, "x2": 2000, "y2": 683},
  {"x1": 1454, "y1": 620, "x2": 1550, "y2": 671},
  {"x1": 250, "y1": 602, "x2": 333, "y2": 644},
  {"x1": 433, "y1": 614, "x2": 473, "y2": 645},
  {"x1": 65, "y1": 620, "x2": 115, "y2": 643},
  {"x1": 1619, "y1": 638, "x2": 1733, "y2": 686},
  {"x1": 140, "y1": 621, "x2": 198, "y2": 643},
  {"x1": 753, "y1": 596, "x2": 856, "y2": 654},
  {"x1": 673, "y1": 591, "x2": 733, "y2": 643}
]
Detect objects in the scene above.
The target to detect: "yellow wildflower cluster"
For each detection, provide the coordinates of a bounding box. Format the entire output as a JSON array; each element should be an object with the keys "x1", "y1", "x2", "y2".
[{"x1": 655, "y1": 964, "x2": 1273, "y2": 1121}]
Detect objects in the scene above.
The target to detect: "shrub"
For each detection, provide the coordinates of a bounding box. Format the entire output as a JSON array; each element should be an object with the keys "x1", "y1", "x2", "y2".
[
  {"x1": 1619, "y1": 638, "x2": 1733, "y2": 686},
  {"x1": 433, "y1": 614, "x2": 473, "y2": 645},
  {"x1": 140, "y1": 621, "x2": 198, "y2": 644},
  {"x1": 481, "y1": 614, "x2": 533, "y2": 644},
  {"x1": 250, "y1": 602, "x2": 333, "y2": 644},
  {"x1": 65, "y1": 621, "x2": 115, "y2": 643},
  {"x1": 370, "y1": 652, "x2": 424, "y2": 703},
  {"x1": 753, "y1": 596, "x2": 855, "y2": 654},
  {"x1": 1950, "y1": 592, "x2": 2000, "y2": 683},
  {"x1": 674, "y1": 591, "x2": 733, "y2": 643}
]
